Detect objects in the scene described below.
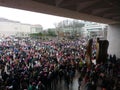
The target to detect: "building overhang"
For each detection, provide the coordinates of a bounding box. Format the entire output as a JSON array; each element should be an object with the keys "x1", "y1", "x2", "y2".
[{"x1": 0, "y1": 0, "x2": 120, "y2": 24}]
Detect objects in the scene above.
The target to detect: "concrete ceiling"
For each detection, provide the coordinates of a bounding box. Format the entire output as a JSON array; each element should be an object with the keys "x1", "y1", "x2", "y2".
[{"x1": 0, "y1": 0, "x2": 120, "y2": 24}]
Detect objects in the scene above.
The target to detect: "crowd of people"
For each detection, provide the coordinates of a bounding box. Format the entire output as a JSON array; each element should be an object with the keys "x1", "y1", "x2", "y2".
[
  {"x1": 78, "y1": 54, "x2": 120, "y2": 90},
  {"x1": 0, "y1": 37, "x2": 119, "y2": 90},
  {"x1": 0, "y1": 37, "x2": 87, "y2": 90}
]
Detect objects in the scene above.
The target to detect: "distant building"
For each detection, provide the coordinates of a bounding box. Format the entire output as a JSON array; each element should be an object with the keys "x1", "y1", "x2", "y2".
[
  {"x1": 84, "y1": 22, "x2": 107, "y2": 39},
  {"x1": 0, "y1": 18, "x2": 43, "y2": 37},
  {"x1": 58, "y1": 22, "x2": 107, "y2": 38},
  {"x1": 58, "y1": 26, "x2": 85, "y2": 38},
  {"x1": 31, "y1": 25, "x2": 43, "y2": 33}
]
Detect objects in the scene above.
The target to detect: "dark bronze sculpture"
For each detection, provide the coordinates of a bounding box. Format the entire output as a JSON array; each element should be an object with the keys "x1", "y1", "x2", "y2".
[{"x1": 96, "y1": 38, "x2": 109, "y2": 64}]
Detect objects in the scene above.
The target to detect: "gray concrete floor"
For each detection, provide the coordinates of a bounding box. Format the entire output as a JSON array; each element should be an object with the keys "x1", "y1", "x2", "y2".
[
  {"x1": 56, "y1": 71, "x2": 79, "y2": 90},
  {"x1": 55, "y1": 71, "x2": 101, "y2": 90}
]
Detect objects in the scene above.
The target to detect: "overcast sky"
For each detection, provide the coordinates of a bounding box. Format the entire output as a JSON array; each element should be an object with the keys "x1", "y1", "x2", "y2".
[{"x1": 0, "y1": 6, "x2": 72, "y2": 29}]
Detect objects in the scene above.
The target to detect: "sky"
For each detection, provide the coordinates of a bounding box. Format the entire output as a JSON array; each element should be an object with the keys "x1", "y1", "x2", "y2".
[{"x1": 0, "y1": 6, "x2": 71, "y2": 29}]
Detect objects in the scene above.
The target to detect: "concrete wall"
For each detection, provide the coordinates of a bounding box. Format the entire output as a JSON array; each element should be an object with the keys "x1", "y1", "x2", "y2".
[{"x1": 107, "y1": 24, "x2": 120, "y2": 58}]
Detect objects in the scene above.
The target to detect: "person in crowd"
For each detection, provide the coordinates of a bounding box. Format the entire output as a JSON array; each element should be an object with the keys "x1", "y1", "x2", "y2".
[{"x1": 0, "y1": 37, "x2": 119, "y2": 90}]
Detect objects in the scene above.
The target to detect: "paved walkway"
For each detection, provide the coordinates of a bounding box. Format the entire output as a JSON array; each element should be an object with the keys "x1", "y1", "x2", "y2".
[
  {"x1": 56, "y1": 71, "x2": 102, "y2": 90},
  {"x1": 56, "y1": 71, "x2": 79, "y2": 90}
]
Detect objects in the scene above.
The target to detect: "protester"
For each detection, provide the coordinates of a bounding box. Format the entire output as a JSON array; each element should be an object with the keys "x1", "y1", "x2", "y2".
[{"x1": 0, "y1": 37, "x2": 119, "y2": 90}]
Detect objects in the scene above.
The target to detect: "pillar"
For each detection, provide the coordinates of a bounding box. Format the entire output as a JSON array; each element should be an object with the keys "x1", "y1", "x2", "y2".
[{"x1": 107, "y1": 24, "x2": 120, "y2": 58}]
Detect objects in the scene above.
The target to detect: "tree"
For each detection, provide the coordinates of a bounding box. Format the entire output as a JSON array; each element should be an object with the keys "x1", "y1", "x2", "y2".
[
  {"x1": 71, "y1": 20, "x2": 84, "y2": 37},
  {"x1": 54, "y1": 19, "x2": 85, "y2": 38},
  {"x1": 47, "y1": 29, "x2": 57, "y2": 37},
  {"x1": 29, "y1": 32, "x2": 43, "y2": 38}
]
